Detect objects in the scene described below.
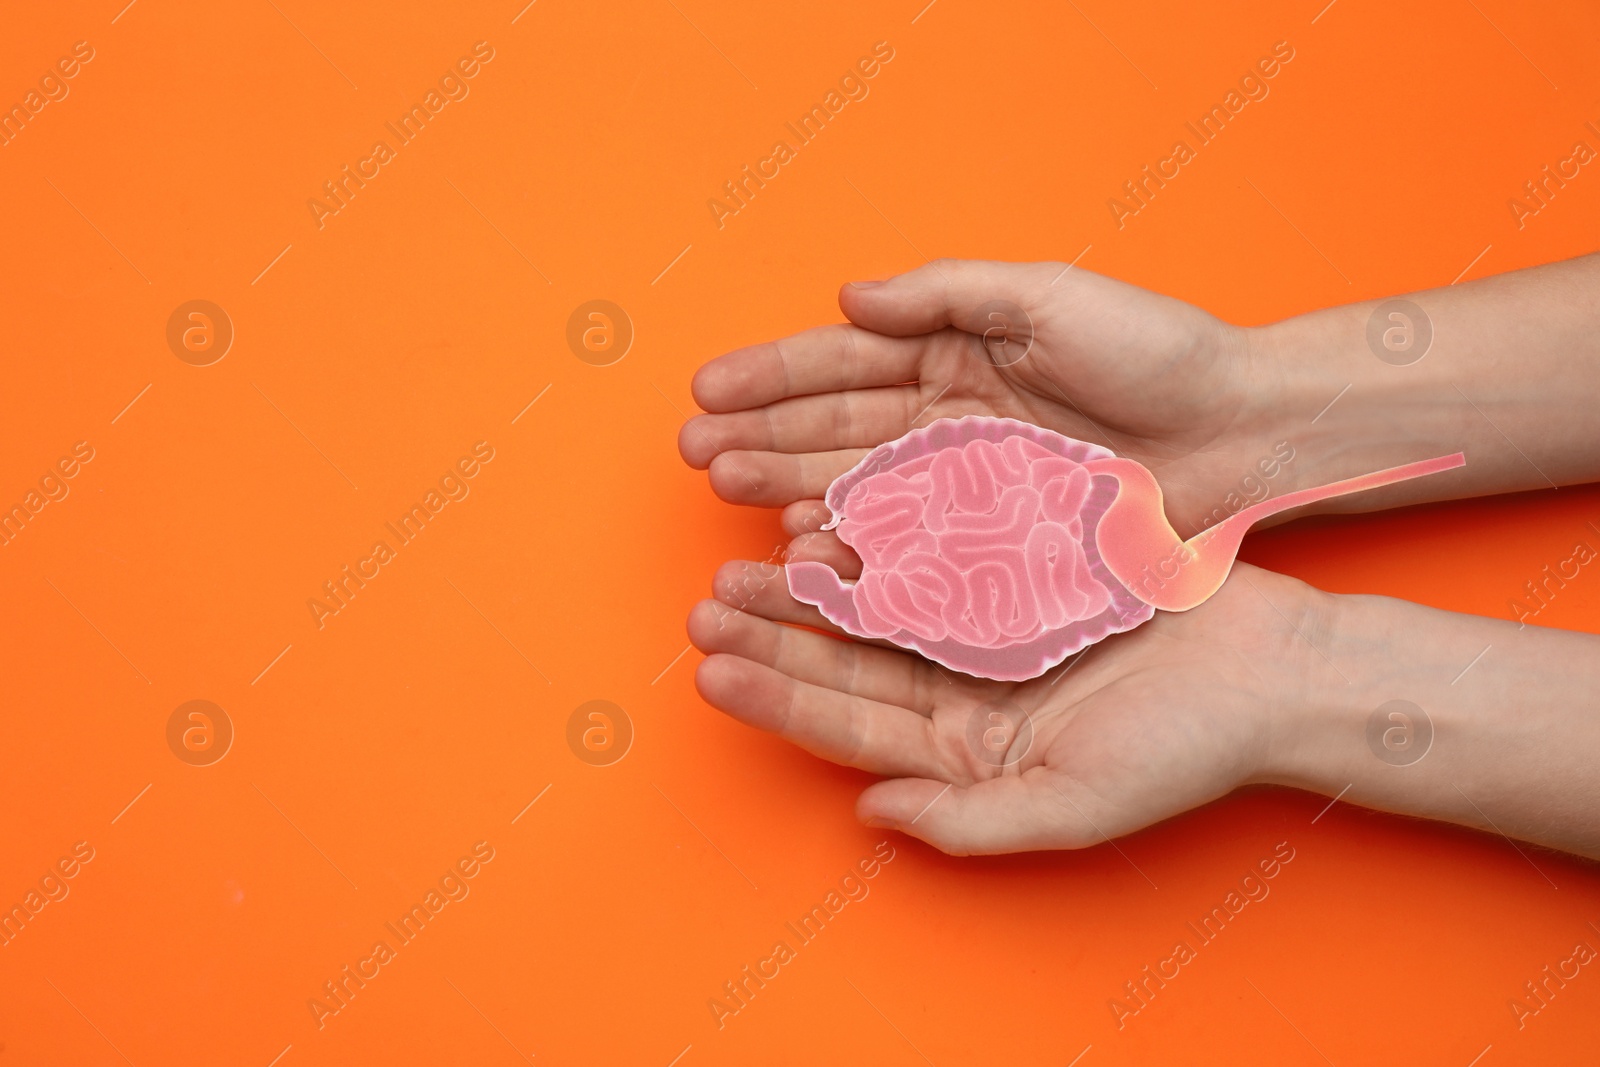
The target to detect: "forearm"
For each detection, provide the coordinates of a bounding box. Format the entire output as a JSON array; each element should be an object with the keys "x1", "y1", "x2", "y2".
[
  {"x1": 1260, "y1": 587, "x2": 1600, "y2": 859},
  {"x1": 1250, "y1": 251, "x2": 1600, "y2": 514}
]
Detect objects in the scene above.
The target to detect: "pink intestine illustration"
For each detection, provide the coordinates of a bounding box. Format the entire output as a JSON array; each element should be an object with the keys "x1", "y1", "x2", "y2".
[{"x1": 788, "y1": 416, "x2": 1465, "y2": 682}]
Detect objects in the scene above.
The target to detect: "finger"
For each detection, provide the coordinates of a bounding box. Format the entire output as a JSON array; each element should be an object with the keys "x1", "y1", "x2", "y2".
[
  {"x1": 711, "y1": 560, "x2": 928, "y2": 656},
  {"x1": 691, "y1": 324, "x2": 927, "y2": 413},
  {"x1": 695, "y1": 653, "x2": 949, "y2": 779},
  {"x1": 785, "y1": 531, "x2": 861, "y2": 580},
  {"x1": 780, "y1": 500, "x2": 832, "y2": 538},
  {"x1": 857, "y1": 773, "x2": 1079, "y2": 855},
  {"x1": 679, "y1": 385, "x2": 922, "y2": 468},
  {"x1": 839, "y1": 259, "x2": 1070, "y2": 338},
  {"x1": 712, "y1": 560, "x2": 849, "y2": 636},
  {"x1": 687, "y1": 599, "x2": 938, "y2": 713},
  {"x1": 708, "y1": 449, "x2": 868, "y2": 507}
]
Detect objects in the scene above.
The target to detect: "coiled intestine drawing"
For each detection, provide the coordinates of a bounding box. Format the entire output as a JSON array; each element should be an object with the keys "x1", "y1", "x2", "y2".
[{"x1": 788, "y1": 416, "x2": 1465, "y2": 682}]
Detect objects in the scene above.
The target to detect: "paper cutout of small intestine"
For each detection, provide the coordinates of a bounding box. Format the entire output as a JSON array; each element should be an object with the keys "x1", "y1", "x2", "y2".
[{"x1": 787, "y1": 416, "x2": 1464, "y2": 681}]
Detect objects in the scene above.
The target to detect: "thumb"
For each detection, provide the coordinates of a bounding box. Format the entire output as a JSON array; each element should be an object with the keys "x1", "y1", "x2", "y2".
[
  {"x1": 857, "y1": 774, "x2": 1080, "y2": 856},
  {"x1": 838, "y1": 259, "x2": 1068, "y2": 338}
]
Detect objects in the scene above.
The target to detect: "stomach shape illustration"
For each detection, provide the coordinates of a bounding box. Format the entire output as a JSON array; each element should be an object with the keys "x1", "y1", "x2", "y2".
[{"x1": 788, "y1": 416, "x2": 1465, "y2": 681}]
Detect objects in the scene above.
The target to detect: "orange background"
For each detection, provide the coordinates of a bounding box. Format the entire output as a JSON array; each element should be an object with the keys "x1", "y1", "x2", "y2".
[{"x1": 3, "y1": 0, "x2": 1599, "y2": 1063}]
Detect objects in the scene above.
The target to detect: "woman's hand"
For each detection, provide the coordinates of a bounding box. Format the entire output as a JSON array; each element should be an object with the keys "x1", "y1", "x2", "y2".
[
  {"x1": 680, "y1": 254, "x2": 1600, "y2": 859},
  {"x1": 688, "y1": 558, "x2": 1329, "y2": 855},
  {"x1": 678, "y1": 259, "x2": 1297, "y2": 535},
  {"x1": 683, "y1": 253, "x2": 1600, "y2": 536},
  {"x1": 690, "y1": 550, "x2": 1600, "y2": 859}
]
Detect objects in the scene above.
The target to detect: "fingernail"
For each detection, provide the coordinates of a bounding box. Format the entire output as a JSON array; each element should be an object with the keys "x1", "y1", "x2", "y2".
[{"x1": 848, "y1": 279, "x2": 886, "y2": 289}]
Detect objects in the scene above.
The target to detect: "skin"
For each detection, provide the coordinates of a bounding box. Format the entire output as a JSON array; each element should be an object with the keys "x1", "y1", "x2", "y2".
[{"x1": 679, "y1": 255, "x2": 1600, "y2": 860}]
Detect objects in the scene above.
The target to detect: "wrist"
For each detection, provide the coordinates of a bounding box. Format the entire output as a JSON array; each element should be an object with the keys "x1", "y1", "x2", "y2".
[
  {"x1": 1259, "y1": 582, "x2": 1562, "y2": 789},
  {"x1": 1255, "y1": 586, "x2": 1380, "y2": 789},
  {"x1": 1200, "y1": 565, "x2": 1352, "y2": 787},
  {"x1": 1255, "y1": 585, "x2": 1600, "y2": 856},
  {"x1": 1256, "y1": 584, "x2": 1500, "y2": 790},
  {"x1": 1241, "y1": 308, "x2": 1474, "y2": 518},
  {"x1": 1249, "y1": 576, "x2": 1363, "y2": 786}
]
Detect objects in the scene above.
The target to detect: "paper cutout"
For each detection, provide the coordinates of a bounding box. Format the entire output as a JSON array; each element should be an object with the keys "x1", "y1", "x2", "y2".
[{"x1": 788, "y1": 416, "x2": 1465, "y2": 681}]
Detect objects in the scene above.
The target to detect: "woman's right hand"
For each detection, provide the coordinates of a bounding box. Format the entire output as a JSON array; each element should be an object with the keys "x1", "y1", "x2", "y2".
[{"x1": 678, "y1": 258, "x2": 1303, "y2": 540}]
